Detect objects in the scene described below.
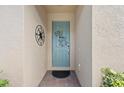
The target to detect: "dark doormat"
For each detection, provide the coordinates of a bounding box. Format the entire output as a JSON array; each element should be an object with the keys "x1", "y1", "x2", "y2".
[{"x1": 52, "y1": 71, "x2": 70, "y2": 78}]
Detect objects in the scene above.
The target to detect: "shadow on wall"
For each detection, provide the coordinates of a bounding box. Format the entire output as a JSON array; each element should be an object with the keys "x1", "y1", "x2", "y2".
[{"x1": 75, "y1": 6, "x2": 92, "y2": 87}]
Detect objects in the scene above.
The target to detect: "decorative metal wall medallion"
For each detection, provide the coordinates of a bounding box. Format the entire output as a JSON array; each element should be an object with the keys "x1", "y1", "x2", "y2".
[{"x1": 35, "y1": 25, "x2": 45, "y2": 46}]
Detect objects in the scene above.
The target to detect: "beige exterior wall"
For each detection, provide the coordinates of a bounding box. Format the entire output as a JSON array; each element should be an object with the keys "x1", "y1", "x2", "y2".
[
  {"x1": 92, "y1": 6, "x2": 124, "y2": 86},
  {"x1": 75, "y1": 6, "x2": 92, "y2": 87},
  {"x1": 23, "y1": 5, "x2": 47, "y2": 86},
  {"x1": 0, "y1": 6, "x2": 24, "y2": 86},
  {"x1": 0, "y1": 5, "x2": 48, "y2": 87},
  {"x1": 47, "y1": 13, "x2": 75, "y2": 70}
]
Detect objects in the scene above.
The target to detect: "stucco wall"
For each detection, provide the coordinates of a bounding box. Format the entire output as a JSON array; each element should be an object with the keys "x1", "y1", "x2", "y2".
[
  {"x1": 23, "y1": 5, "x2": 47, "y2": 86},
  {"x1": 75, "y1": 6, "x2": 92, "y2": 87},
  {"x1": 92, "y1": 6, "x2": 124, "y2": 86},
  {"x1": 0, "y1": 6, "x2": 23, "y2": 86}
]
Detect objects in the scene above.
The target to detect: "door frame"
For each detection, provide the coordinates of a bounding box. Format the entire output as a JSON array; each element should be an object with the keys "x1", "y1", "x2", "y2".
[
  {"x1": 47, "y1": 13, "x2": 75, "y2": 70},
  {"x1": 52, "y1": 21, "x2": 70, "y2": 69}
]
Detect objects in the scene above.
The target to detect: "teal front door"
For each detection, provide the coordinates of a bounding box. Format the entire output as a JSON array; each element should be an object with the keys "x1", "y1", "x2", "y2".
[{"x1": 52, "y1": 21, "x2": 70, "y2": 67}]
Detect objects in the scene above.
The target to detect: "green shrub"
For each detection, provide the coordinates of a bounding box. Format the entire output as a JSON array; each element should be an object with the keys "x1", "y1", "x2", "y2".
[
  {"x1": 0, "y1": 70, "x2": 9, "y2": 87},
  {"x1": 101, "y1": 68, "x2": 124, "y2": 87},
  {"x1": 0, "y1": 80, "x2": 9, "y2": 87}
]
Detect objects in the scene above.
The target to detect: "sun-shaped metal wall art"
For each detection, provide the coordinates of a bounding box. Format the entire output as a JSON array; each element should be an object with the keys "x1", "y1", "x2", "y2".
[{"x1": 35, "y1": 25, "x2": 45, "y2": 46}]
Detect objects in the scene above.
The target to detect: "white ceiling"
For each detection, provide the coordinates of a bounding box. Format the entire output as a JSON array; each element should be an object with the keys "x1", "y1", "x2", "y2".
[{"x1": 43, "y1": 5, "x2": 77, "y2": 13}]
